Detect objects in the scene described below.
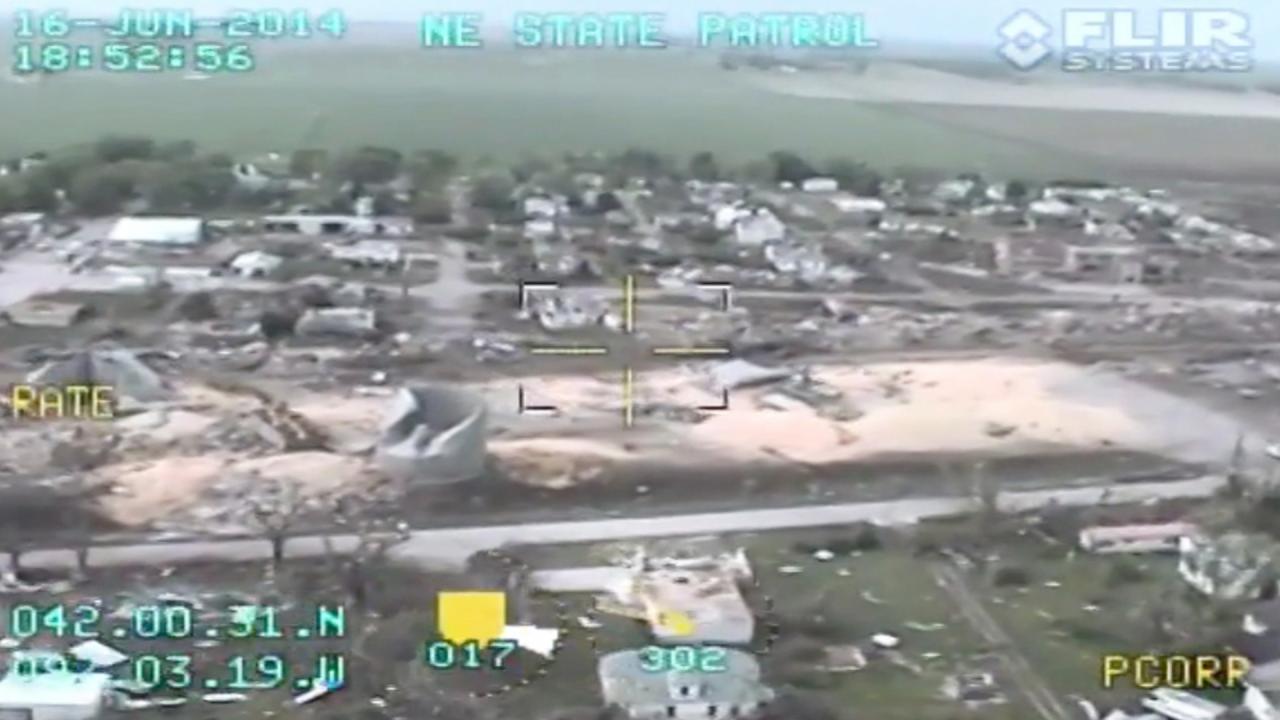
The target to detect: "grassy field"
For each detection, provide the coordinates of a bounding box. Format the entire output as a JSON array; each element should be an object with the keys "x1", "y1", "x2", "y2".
[
  {"x1": 0, "y1": 47, "x2": 1139, "y2": 179},
  {"x1": 5, "y1": 27, "x2": 1279, "y2": 182},
  {"x1": 978, "y1": 537, "x2": 1235, "y2": 704}
]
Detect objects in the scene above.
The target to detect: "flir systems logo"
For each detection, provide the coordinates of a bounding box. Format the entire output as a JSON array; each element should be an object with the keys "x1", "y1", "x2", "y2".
[{"x1": 997, "y1": 9, "x2": 1253, "y2": 72}]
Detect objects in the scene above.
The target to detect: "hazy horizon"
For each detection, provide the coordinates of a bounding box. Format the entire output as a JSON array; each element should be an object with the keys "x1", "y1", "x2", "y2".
[{"x1": 7, "y1": 0, "x2": 1278, "y2": 59}]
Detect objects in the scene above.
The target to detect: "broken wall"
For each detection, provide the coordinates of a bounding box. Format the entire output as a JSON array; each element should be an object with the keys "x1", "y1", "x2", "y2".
[{"x1": 375, "y1": 386, "x2": 487, "y2": 485}]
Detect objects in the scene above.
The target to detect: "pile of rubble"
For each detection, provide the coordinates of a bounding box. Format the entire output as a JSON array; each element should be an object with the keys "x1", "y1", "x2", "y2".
[{"x1": 521, "y1": 292, "x2": 621, "y2": 332}]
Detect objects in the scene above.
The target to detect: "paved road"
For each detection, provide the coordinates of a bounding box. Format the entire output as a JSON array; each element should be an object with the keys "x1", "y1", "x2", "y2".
[
  {"x1": 423, "y1": 239, "x2": 481, "y2": 333},
  {"x1": 7, "y1": 475, "x2": 1222, "y2": 573}
]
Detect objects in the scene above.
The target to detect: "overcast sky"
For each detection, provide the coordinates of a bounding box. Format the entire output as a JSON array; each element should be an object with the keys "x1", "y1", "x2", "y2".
[{"x1": 17, "y1": 0, "x2": 1279, "y2": 58}]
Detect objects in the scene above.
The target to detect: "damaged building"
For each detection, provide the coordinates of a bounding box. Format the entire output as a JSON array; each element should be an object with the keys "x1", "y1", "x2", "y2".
[
  {"x1": 0, "y1": 300, "x2": 90, "y2": 328},
  {"x1": 327, "y1": 240, "x2": 404, "y2": 268},
  {"x1": 375, "y1": 386, "x2": 488, "y2": 485},
  {"x1": 27, "y1": 346, "x2": 171, "y2": 405},
  {"x1": 1063, "y1": 246, "x2": 1181, "y2": 285},
  {"x1": 262, "y1": 214, "x2": 412, "y2": 237},
  {"x1": 294, "y1": 307, "x2": 379, "y2": 339}
]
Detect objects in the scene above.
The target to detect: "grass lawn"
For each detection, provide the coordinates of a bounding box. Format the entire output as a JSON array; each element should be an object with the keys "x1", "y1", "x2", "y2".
[
  {"x1": 914, "y1": 511, "x2": 1251, "y2": 711},
  {"x1": 978, "y1": 541, "x2": 1209, "y2": 705},
  {"x1": 740, "y1": 529, "x2": 1039, "y2": 720}
]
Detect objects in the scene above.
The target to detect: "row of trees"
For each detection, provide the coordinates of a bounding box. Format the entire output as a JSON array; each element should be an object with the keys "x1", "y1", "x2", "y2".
[
  {"x1": 0, "y1": 136, "x2": 236, "y2": 215},
  {"x1": 1, "y1": 136, "x2": 894, "y2": 218}
]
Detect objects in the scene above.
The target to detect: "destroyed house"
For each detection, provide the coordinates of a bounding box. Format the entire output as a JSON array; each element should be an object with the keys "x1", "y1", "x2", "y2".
[
  {"x1": 27, "y1": 347, "x2": 170, "y2": 404},
  {"x1": 1063, "y1": 245, "x2": 1179, "y2": 284},
  {"x1": 1140, "y1": 687, "x2": 1229, "y2": 720},
  {"x1": 1179, "y1": 534, "x2": 1280, "y2": 601},
  {"x1": 261, "y1": 214, "x2": 411, "y2": 237},
  {"x1": 598, "y1": 648, "x2": 775, "y2": 719},
  {"x1": 294, "y1": 307, "x2": 378, "y2": 338},
  {"x1": 0, "y1": 300, "x2": 89, "y2": 328},
  {"x1": 630, "y1": 566, "x2": 755, "y2": 646}
]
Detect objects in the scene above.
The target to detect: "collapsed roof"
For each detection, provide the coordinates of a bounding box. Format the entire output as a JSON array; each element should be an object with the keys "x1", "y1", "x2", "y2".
[{"x1": 26, "y1": 346, "x2": 171, "y2": 403}]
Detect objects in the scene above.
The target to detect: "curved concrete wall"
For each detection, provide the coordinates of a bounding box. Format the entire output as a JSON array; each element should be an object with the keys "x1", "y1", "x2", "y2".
[{"x1": 375, "y1": 386, "x2": 487, "y2": 485}]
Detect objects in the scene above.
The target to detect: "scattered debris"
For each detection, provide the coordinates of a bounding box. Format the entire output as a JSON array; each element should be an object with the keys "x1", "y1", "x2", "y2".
[
  {"x1": 294, "y1": 307, "x2": 379, "y2": 339},
  {"x1": 942, "y1": 672, "x2": 1002, "y2": 702},
  {"x1": 871, "y1": 633, "x2": 901, "y2": 649},
  {"x1": 68, "y1": 640, "x2": 129, "y2": 669},
  {"x1": 708, "y1": 359, "x2": 791, "y2": 391},
  {"x1": 821, "y1": 645, "x2": 867, "y2": 672},
  {"x1": 983, "y1": 421, "x2": 1017, "y2": 438},
  {"x1": 202, "y1": 692, "x2": 248, "y2": 703}
]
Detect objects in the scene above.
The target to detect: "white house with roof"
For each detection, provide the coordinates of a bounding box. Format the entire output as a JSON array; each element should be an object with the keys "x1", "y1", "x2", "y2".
[
  {"x1": 800, "y1": 177, "x2": 838, "y2": 193},
  {"x1": 327, "y1": 240, "x2": 402, "y2": 267},
  {"x1": 1079, "y1": 523, "x2": 1199, "y2": 555},
  {"x1": 105, "y1": 216, "x2": 204, "y2": 247},
  {"x1": 598, "y1": 648, "x2": 774, "y2": 719}
]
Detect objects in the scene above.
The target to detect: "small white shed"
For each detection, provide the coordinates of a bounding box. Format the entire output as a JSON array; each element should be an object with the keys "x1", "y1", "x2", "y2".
[{"x1": 0, "y1": 670, "x2": 112, "y2": 720}]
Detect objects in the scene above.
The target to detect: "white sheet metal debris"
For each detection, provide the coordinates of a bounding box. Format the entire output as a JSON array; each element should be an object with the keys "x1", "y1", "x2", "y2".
[
  {"x1": 68, "y1": 640, "x2": 129, "y2": 669},
  {"x1": 708, "y1": 359, "x2": 790, "y2": 391}
]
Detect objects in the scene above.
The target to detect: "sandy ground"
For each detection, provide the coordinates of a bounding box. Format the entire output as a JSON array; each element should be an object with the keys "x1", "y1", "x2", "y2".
[
  {"x1": 481, "y1": 357, "x2": 1249, "y2": 470},
  {"x1": 752, "y1": 62, "x2": 1280, "y2": 119},
  {"x1": 63, "y1": 356, "x2": 1251, "y2": 522},
  {"x1": 96, "y1": 455, "x2": 233, "y2": 524},
  {"x1": 289, "y1": 392, "x2": 390, "y2": 449},
  {"x1": 79, "y1": 382, "x2": 383, "y2": 527},
  {"x1": 94, "y1": 451, "x2": 372, "y2": 525}
]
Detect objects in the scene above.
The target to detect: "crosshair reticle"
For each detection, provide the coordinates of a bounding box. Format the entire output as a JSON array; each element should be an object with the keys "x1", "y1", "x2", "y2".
[{"x1": 517, "y1": 275, "x2": 736, "y2": 426}]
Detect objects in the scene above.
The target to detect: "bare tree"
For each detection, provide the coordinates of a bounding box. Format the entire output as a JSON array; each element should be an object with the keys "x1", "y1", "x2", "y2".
[
  {"x1": 246, "y1": 475, "x2": 307, "y2": 569},
  {"x1": 1226, "y1": 433, "x2": 1250, "y2": 499},
  {"x1": 327, "y1": 484, "x2": 410, "y2": 609},
  {"x1": 972, "y1": 461, "x2": 1000, "y2": 521},
  {"x1": 63, "y1": 473, "x2": 95, "y2": 579},
  {"x1": 400, "y1": 256, "x2": 413, "y2": 305},
  {"x1": 0, "y1": 518, "x2": 24, "y2": 578},
  {"x1": 0, "y1": 486, "x2": 66, "y2": 577}
]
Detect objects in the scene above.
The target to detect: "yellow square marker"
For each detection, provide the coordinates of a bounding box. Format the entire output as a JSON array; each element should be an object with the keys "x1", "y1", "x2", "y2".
[
  {"x1": 437, "y1": 591, "x2": 507, "y2": 645},
  {"x1": 656, "y1": 610, "x2": 696, "y2": 637}
]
